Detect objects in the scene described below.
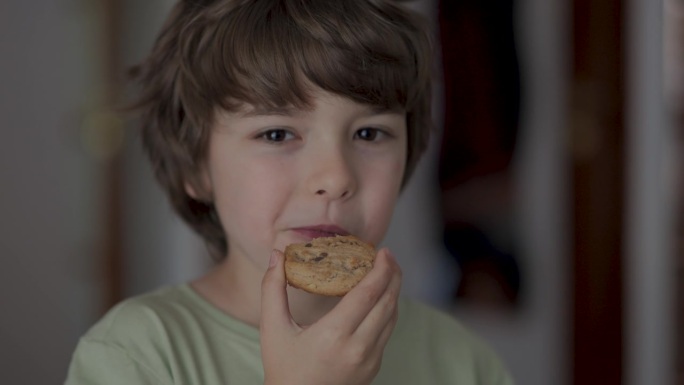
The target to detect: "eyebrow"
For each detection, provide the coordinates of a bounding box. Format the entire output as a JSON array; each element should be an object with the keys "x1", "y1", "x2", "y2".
[
  {"x1": 239, "y1": 106, "x2": 302, "y2": 118},
  {"x1": 370, "y1": 105, "x2": 405, "y2": 115},
  {"x1": 238, "y1": 104, "x2": 404, "y2": 118}
]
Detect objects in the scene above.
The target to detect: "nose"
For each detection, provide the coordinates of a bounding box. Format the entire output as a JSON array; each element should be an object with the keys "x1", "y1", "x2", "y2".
[{"x1": 306, "y1": 146, "x2": 357, "y2": 201}]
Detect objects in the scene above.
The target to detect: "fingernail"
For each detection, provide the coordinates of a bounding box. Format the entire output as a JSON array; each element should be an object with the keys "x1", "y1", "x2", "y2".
[{"x1": 269, "y1": 250, "x2": 279, "y2": 268}]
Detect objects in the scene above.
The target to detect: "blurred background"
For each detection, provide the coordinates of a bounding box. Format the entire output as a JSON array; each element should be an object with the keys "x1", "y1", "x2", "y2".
[{"x1": 0, "y1": 0, "x2": 680, "y2": 384}]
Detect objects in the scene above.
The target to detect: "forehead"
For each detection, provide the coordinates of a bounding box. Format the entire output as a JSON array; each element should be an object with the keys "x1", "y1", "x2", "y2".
[{"x1": 224, "y1": 91, "x2": 406, "y2": 119}]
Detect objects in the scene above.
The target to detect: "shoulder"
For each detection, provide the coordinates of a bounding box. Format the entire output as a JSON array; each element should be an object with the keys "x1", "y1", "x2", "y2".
[
  {"x1": 82, "y1": 286, "x2": 189, "y2": 344},
  {"x1": 66, "y1": 286, "x2": 192, "y2": 384},
  {"x1": 387, "y1": 298, "x2": 514, "y2": 384},
  {"x1": 394, "y1": 298, "x2": 480, "y2": 347}
]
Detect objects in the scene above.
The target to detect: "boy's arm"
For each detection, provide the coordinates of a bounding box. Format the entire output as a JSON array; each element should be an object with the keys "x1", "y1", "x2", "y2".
[
  {"x1": 65, "y1": 338, "x2": 170, "y2": 385},
  {"x1": 260, "y1": 248, "x2": 401, "y2": 385}
]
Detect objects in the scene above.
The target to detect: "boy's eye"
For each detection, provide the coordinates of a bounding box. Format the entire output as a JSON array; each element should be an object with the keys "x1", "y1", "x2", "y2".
[
  {"x1": 258, "y1": 129, "x2": 294, "y2": 142},
  {"x1": 355, "y1": 127, "x2": 384, "y2": 141}
]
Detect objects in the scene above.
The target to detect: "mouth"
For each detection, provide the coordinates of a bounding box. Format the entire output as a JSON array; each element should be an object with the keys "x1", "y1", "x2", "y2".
[{"x1": 290, "y1": 224, "x2": 351, "y2": 241}]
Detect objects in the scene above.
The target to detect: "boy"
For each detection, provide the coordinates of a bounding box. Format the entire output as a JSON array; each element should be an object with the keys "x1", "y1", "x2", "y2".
[{"x1": 66, "y1": 0, "x2": 514, "y2": 384}]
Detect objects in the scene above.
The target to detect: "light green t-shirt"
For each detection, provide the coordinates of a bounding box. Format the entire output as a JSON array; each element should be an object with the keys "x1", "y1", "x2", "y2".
[{"x1": 65, "y1": 284, "x2": 513, "y2": 384}]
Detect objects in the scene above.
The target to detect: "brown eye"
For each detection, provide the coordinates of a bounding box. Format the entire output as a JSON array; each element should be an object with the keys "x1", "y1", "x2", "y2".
[
  {"x1": 259, "y1": 129, "x2": 293, "y2": 142},
  {"x1": 355, "y1": 127, "x2": 380, "y2": 141}
]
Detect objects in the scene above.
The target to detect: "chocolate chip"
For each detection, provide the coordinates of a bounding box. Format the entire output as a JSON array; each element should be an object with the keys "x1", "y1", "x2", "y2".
[
  {"x1": 320, "y1": 252, "x2": 328, "y2": 257},
  {"x1": 305, "y1": 243, "x2": 312, "y2": 247},
  {"x1": 312, "y1": 252, "x2": 328, "y2": 262}
]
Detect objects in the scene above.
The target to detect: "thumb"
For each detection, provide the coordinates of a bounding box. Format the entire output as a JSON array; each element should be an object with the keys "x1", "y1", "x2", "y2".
[{"x1": 260, "y1": 249, "x2": 294, "y2": 334}]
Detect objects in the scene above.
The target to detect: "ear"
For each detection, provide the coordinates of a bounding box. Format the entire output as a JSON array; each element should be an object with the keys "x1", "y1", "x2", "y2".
[{"x1": 184, "y1": 167, "x2": 213, "y2": 202}]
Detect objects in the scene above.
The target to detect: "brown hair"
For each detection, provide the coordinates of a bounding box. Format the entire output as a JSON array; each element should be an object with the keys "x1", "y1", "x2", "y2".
[{"x1": 131, "y1": 0, "x2": 434, "y2": 259}]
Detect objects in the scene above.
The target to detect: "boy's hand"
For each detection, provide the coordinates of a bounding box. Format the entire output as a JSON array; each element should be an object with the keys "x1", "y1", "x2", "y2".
[{"x1": 260, "y1": 247, "x2": 401, "y2": 385}]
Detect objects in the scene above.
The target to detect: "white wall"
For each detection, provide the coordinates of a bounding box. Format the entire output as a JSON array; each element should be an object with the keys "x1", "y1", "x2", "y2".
[
  {"x1": 0, "y1": 1, "x2": 104, "y2": 383},
  {"x1": 625, "y1": 0, "x2": 677, "y2": 384}
]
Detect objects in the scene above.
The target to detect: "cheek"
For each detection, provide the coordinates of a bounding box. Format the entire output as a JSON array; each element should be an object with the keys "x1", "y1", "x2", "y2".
[
  {"x1": 209, "y1": 157, "x2": 291, "y2": 242},
  {"x1": 360, "y1": 158, "x2": 405, "y2": 243}
]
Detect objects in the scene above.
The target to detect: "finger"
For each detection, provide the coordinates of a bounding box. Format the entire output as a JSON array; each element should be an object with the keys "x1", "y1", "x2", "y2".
[
  {"x1": 353, "y1": 249, "x2": 402, "y2": 341},
  {"x1": 369, "y1": 303, "x2": 399, "y2": 359},
  {"x1": 358, "y1": 298, "x2": 400, "y2": 379},
  {"x1": 260, "y1": 249, "x2": 295, "y2": 335},
  {"x1": 320, "y1": 247, "x2": 394, "y2": 334}
]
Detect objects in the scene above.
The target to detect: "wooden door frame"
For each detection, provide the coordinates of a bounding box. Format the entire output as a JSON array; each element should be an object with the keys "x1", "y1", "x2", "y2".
[
  {"x1": 101, "y1": 0, "x2": 124, "y2": 312},
  {"x1": 571, "y1": 0, "x2": 625, "y2": 383}
]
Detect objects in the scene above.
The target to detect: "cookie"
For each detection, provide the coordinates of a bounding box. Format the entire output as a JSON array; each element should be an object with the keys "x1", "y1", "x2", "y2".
[{"x1": 284, "y1": 235, "x2": 376, "y2": 296}]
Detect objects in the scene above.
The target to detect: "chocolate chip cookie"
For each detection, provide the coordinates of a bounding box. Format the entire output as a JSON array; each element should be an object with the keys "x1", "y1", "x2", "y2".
[{"x1": 284, "y1": 235, "x2": 376, "y2": 296}]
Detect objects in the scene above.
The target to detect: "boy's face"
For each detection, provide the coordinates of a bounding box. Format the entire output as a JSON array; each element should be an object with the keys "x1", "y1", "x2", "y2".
[{"x1": 198, "y1": 89, "x2": 407, "y2": 271}]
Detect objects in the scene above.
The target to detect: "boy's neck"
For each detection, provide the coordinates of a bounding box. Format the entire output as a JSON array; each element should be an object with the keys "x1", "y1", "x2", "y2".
[{"x1": 191, "y1": 257, "x2": 340, "y2": 329}]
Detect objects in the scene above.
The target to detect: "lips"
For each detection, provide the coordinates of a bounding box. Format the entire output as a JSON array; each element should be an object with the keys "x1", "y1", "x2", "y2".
[{"x1": 291, "y1": 224, "x2": 351, "y2": 240}]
